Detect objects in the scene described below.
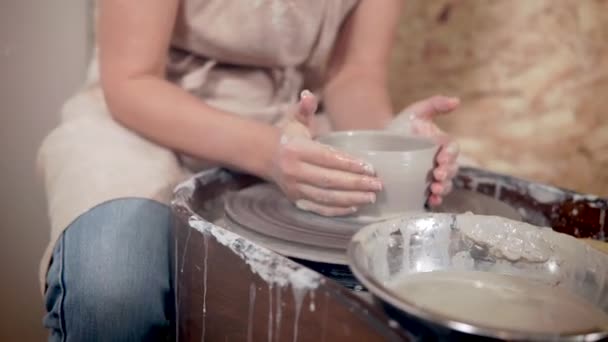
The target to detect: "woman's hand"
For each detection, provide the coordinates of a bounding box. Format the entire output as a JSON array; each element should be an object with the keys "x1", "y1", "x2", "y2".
[
  {"x1": 270, "y1": 91, "x2": 383, "y2": 216},
  {"x1": 387, "y1": 96, "x2": 460, "y2": 206}
]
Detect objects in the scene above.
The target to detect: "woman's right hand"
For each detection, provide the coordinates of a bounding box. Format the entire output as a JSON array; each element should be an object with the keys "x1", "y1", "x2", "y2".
[{"x1": 270, "y1": 90, "x2": 383, "y2": 217}]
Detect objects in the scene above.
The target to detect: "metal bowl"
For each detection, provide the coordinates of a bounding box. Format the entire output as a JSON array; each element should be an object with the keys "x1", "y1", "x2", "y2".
[{"x1": 347, "y1": 212, "x2": 608, "y2": 341}]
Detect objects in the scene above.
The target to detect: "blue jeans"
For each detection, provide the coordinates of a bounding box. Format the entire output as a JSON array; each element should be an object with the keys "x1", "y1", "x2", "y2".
[{"x1": 43, "y1": 198, "x2": 175, "y2": 342}]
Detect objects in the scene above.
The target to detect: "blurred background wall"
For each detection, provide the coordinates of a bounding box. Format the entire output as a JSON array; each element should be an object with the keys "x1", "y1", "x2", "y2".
[
  {"x1": 0, "y1": 0, "x2": 91, "y2": 340},
  {"x1": 390, "y1": 0, "x2": 608, "y2": 196}
]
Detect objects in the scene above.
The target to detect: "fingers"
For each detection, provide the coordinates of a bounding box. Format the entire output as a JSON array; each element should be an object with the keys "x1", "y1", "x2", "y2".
[
  {"x1": 427, "y1": 181, "x2": 451, "y2": 208},
  {"x1": 431, "y1": 139, "x2": 458, "y2": 207},
  {"x1": 294, "y1": 90, "x2": 318, "y2": 129},
  {"x1": 436, "y1": 141, "x2": 459, "y2": 165},
  {"x1": 286, "y1": 138, "x2": 376, "y2": 176},
  {"x1": 279, "y1": 90, "x2": 318, "y2": 139},
  {"x1": 297, "y1": 184, "x2": 376, "y2": 207},
  {"x1": 428, "y1": 158, "x2": 457, "y2": 207},
  {"x1": 430, "y1": 180, "x2": 453, "y2": 196},
  {"x1": 275, "y1": 137, "x2": 382, "y2": 211},
  {"x1": 287, "y1": 166, "x2": 379, "y2": 216},
  {"x1": 295, "y1": 200, "x2": 357, "y2": 217},
  {"x1": 428, "y1": 194, "x2": 443, "y2": 207},
  {"x1": 296, "y1": 162, "x2": 382, "y2": 191},
  {"x1": 428, "y1": 171, "x2": 453, "y2": 207},
  {"x1": 389, "y1": 95, "x2": 459, "y2": 134},
  {"x1": 410, "y1": 119, "x2": 444, "y2": 138},
  {"x1": 405, "y1": 95, "x2": 460, "y2": 120},
  {"x1": 276, "y1": 134, "x2": 383, "y2": 215},
  {"x1": 433, "y1": 163, "x2": 458, "y2": 182}
]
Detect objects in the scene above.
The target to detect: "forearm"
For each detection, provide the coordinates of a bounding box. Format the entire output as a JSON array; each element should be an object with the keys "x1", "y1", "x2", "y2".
[
  {"x1": 323, "y1": 70, "x2": 395, "y2": 131},
  {"x1": 103, "y1": 76, "x2": 280, "y2": 179}
]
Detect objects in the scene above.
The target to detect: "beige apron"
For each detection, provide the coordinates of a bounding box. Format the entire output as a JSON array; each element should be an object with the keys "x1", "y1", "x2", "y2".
[{"x1": 37, "y1": 0, "x2": 359, "y2": 292}]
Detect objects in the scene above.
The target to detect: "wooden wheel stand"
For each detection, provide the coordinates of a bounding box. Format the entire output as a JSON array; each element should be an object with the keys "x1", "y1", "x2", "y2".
[{"x1": 172, "y1": 167, "x2": 607, "y2": 341}]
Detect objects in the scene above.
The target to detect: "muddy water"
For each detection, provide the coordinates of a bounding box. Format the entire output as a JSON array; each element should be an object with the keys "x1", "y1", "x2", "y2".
[{"x1": 387, "y1": 270, "x2": 608, "y2": 335}]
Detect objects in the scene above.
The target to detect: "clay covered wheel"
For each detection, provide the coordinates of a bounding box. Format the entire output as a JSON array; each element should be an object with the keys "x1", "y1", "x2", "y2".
[{"x1": 223, "y1": 183, "x2": 523, "y2": 264}]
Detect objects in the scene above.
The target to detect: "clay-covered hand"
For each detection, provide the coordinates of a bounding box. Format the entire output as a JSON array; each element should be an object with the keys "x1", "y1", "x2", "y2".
[
  {"x1": 271, "y1": 90, "x2": 383, "y2": 216},
  {"x1": 386, "y1": 95, "x2": 460, "y2": 206}
]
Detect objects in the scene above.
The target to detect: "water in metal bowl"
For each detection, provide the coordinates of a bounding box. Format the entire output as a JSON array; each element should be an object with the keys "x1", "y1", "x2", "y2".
[{"x1": 347, "y1": 212, "x2": 608, "y2": 341}]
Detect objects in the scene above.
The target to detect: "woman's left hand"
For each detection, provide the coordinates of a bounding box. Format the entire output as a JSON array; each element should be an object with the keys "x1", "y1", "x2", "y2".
[{"x1": 386, "y1": 95, "x2": 461, "y2": 206}]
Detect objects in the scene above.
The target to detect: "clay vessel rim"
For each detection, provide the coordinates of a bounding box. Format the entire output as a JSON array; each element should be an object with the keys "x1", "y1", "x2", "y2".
[{"x1": 317, "y1": 130, "x2": 438, "y2": 155}]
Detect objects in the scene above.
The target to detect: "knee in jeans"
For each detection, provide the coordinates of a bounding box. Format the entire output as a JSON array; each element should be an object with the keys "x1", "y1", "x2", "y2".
[
  {"x1": 70, "y1": 261, "x2": 162, "y2": 319},
  {"x1": 61, "y1": 198, "x2": 173, "y2": 324}
]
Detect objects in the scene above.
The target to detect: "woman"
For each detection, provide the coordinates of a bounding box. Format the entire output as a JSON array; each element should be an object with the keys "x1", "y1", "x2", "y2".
[{"x1": 39, "y1": 0, "x2": 460, "y2": 340}]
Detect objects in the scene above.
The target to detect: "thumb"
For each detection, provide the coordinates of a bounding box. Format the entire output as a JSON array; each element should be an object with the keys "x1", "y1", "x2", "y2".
[
  {"x1": 294, "y1": 90, "x2": 318, "y2": 131},
  {"x1": 402, "y1": 95, "x2": 459, "y2": 120}
]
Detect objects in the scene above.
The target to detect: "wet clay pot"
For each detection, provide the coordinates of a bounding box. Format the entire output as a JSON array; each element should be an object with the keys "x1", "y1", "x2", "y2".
[{"x1": 317, "y1": 130, "x2": 438, "y2": 221}]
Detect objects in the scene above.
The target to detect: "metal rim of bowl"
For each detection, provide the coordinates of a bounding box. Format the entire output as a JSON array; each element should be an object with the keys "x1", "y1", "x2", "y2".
[{"x1": 346, "y1": 215, "x2": 608, "y2": 342}]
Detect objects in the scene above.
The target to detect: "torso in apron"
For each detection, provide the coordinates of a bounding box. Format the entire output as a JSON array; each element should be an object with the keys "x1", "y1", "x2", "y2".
[
  {"x1": 165, "y1": 0, "x2": 359, "y2": 170},
  {"x1": 167, "y1": 0, "x2": 359, "y2": 123},
  {"x1": 37, "y1": 0, "x2": 360, "y2": 292}
]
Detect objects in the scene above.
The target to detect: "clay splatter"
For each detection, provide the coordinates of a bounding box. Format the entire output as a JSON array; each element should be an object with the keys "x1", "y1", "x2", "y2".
[
  {"x1": 275, "y1": 286, "x2": 283, "y2": 341},
  {"x1": 528, "y1": 183, "x2": 565, "y2": 204},
  {"x1": 201, "y1": 233, "x2": 209, "y2": 341},
  {"x1": 248, "y1": 283, "x2": 257, "y2": 342},
  {"x1": 268, "y1": 284, "x2": 273, "y2": 342},
  {"x1": 189, "y1": 216, "x2": 322, "y2": 342}
]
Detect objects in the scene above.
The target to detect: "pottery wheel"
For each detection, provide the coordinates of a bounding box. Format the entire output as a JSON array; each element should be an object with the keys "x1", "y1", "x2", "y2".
[
  {"x1": 223, "y1": 183, "x2": 523, "y2": 265},
  {"x1": 433, "y1": 189, "x2": 523, "y2": 221},
  {"x1": 224, "y1": 184, "x2": 366, "y2": 265}
]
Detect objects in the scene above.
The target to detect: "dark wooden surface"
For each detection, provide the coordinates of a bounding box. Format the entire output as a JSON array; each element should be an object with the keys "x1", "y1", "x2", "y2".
[
  {"x1": 173, "y1": 204, "x2": 410, "y2": 341},
  {"x1": 172, "y1": 167, "x2": 607, "y2": 341},
  {"x1": 455, "y1": 168, "x2": 606, "y2": 240}
]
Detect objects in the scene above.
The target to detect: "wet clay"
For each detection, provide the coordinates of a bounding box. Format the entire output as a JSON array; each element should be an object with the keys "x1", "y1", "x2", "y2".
[
  {"x1": 387, "y1": 270, "x2": 608, "y2": 334},
  {"x1": 223, "y1": 184, "x2": 525, "y2": 265},
  {"x1": 317, "y1": 131, "x2": 438, "y2": 219},
  {"x1": 457, "y1": 213, "x2": 553, "y2": 262}
]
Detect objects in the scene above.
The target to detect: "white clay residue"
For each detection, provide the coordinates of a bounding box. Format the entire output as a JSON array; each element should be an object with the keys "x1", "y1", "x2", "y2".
[
  {"x1": 288, "y1": 268, "x2": 321, "y2": 341},
  {"x1": 267, "y1": 284, "x2": 273, "y2": 342},
  {"x1": 517, "y1": 208, "x2": 527, "y2": 218},
  {"x1": 494, "y1": 181, "x2": 503, "y2": 200},
  {"x1": 189, "y1": 216, "x2": 322, "y2": 342},
  {"x1": 275, "y1": 286, "x2": 283, "y2": 341},
  {"x1": 527, "y1": 183, "x2": 565, "y2": 204},
  {"x1": 370, "y1": 223, "x2": 391, "y2": 281},
  {"x1": 202, "y1": 233, "x2": 209, "y2": 341},
  {"x1": 247, "y1": 283, "x2": 256, "y2": 342},
  {"x1": 572, "y1": 193, "x2": 599, "y2": 202},
  {"x1": 571, "y1": 194, "x2": 604, "y2": 209},
  {"x1": 457, "y1": 213, "x2": 554, "y2": 263},
  {"x1": 190, "y1": 217, "x2": 321, "y2": 289},
  {"x1": 173, "y1": 175, "x2": 198, "y2": 194},
  {"x1": 179, "y1": 227, "x2": 192, "y2": 274},
  {"x1": 291, "y1": 285, "x2": 304, "y2": 342},
  {"x1": 174, "y1": 169, "x2": 233, "y2": 194}
]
